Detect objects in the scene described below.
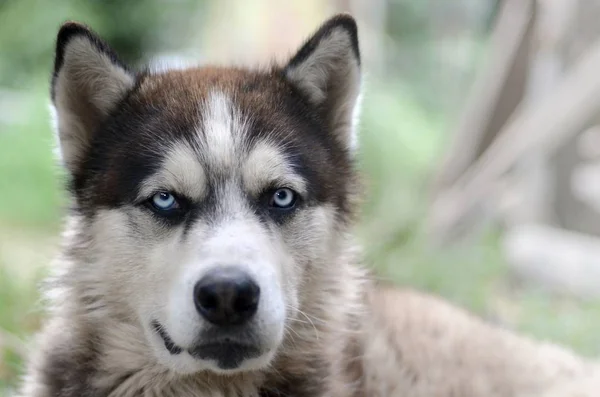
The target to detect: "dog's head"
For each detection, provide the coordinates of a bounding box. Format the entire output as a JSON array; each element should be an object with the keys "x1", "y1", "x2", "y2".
[{"x1": 51, "y1": 15, "x2": 361, "y2": 375}]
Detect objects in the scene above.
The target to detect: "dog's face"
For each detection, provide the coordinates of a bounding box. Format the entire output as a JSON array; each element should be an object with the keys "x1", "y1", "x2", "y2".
[{"x1": 51, "y1": 16, "x2": 361, "y2": 375}]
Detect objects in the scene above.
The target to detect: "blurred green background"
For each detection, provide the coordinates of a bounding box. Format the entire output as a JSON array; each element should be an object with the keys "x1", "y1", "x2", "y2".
[{"x1": 0, "y1": 0, "x2": 598, "y2": 394}]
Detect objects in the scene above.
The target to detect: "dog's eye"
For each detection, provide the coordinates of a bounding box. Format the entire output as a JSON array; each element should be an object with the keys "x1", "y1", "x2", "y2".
[
  {"x1": 149, "y1": 192, "x2": 180, "y2": 212},
  {"x1": 143, "y1": 191, "x2": 188, "y2": 222},
  {"x1": 269, "y1": 188, "x2": 297, "y2": 209}
]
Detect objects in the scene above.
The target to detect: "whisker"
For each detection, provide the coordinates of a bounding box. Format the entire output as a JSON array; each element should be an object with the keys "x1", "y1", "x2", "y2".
[{"x1": 287, "y1": 307, "x2": 320, "y2": 342}]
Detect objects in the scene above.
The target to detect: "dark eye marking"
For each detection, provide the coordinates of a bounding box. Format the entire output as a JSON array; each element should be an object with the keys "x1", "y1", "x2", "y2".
[{"x1": 142, "y1": 191, "x2": 189, "y2": 223}]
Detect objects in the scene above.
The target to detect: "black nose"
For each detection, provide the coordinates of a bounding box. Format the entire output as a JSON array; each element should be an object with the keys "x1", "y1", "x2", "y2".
[{"x1": 194, "y1": 267, "x2": 260, "y2": 326}]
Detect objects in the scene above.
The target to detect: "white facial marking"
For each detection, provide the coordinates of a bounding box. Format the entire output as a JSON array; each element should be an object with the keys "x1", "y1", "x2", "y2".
[
  {"x1": 162, "y1": 211, "x2": 287, "y2": 373},
  {"x1": 138, "y1": 142, "x2": 206, "y2": 201},
  {"x1": 243, "y1": 141, "x2": 307, "y2": 196},
  {"x1": 130, "y1": 94, "x2": 293, "y2": 374},
  {"x1": 200, "y1": 91, "x2": 246, "y2": 171}
]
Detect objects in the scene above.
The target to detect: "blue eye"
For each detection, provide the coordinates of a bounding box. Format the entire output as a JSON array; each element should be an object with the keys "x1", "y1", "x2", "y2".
[
  {"x1": 270, "y1": 188, "x2": 297, "y2": 209},
  {"x1": 150, "y1": 192, "x2": 179, "y2": 211}
]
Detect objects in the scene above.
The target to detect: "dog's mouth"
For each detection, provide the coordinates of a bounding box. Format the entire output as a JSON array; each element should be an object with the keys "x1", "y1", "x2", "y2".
[
  {"x1": 151, "y1": 320, "x2": 263, "y2": 370},
  {"x1": 152, "y1": 320, "x2": 183, "y2": 355},
  {"x1": 188, "y1": 342, "x2": 262, "y2": 370}
]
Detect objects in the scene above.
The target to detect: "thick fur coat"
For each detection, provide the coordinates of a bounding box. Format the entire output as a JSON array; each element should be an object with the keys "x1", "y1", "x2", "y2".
[{"x1": 15, "y1": 14, "x2": 600, "y2": 397}]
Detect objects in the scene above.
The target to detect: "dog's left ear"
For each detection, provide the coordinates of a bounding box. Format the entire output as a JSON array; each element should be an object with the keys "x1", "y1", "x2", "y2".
[{"x1": 284, "y1": 14, "x2": 361, "y2": 152}]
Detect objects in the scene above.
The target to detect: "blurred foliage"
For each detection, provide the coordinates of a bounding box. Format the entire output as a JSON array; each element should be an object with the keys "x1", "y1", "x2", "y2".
[
  {"x1": 386, "y1": 1, "x2": 430, "y2": 40},
  {"x1": 383, "y1": 0, "x2": 494, "y2": 115},
  {"x1": 0, "y1": 0, "x2": 208, "y2": 88},
  {"x1": 0, "y1": 89, "x2": 63, "y2": 230},
  {"x1": 0, "y1": 265, "x2": 46, "y2": 393}
]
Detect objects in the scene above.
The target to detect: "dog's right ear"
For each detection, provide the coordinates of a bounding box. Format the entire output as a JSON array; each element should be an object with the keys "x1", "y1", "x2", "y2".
[
  {"x1": 283, "y1": 14, "x2": 361, "y2": 153},
  {"x1": 51, "y1": 22, "x2": 134, "y2": 173}
]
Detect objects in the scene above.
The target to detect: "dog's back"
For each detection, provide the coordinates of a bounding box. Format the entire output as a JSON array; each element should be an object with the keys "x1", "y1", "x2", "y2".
[{"x1": 361, "y1": 285, "x2": 599, "y2": 396}]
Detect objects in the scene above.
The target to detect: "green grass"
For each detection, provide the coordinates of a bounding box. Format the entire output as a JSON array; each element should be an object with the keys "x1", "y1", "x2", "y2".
[
  {"x1": 0, "y1": 83, "x2": 65, "y2": 232},
  {"x1": 0, "y1": 265, "x2": 46, "y2": 393},
  {"x1": 365, "y1": 230, "x2": 600, "y2": 358},
  {"x1": 1, "y1": 78, "x2": 599, "y2": 396}
]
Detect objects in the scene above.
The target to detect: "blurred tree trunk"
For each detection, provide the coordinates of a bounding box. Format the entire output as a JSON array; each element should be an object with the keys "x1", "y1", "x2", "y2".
[
  {"x1": 427, "y1": 0, "x2": 600, "y2": 241},
  {"x1": 508, "y1": 0, "x2": 575, "y2": 227},
  {"x1": 503, "y1": 0, "x2": 600, "y2": 298},
  {"x1": 424, "y1": 0, "x2": 600, "y2": 296},
  {"x1": 431, "y1": 0, "x2": 535, "y2": 197},
  {"x1": 551, "y1": 0, "x2": 600, "y2": 235}
]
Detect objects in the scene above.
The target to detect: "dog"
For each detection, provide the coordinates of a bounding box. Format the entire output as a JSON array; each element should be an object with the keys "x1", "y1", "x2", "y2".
[{"x1": 15, "y1": 14, "x2": 599, "y2": 397}]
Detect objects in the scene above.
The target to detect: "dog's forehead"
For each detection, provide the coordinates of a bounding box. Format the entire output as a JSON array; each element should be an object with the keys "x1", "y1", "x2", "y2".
[
  {"x1": 135, "y1": 67, "x2": 288, "y2": 120},
  {"x1": 138, "y1": 67, "x2": 251, "y2": 93},
  {"x1": 130, "y1": 67, "x2": 309, "y2": 176},
  {"x1": 129, "y1": 67, "x2": 305, "y2": 158}
]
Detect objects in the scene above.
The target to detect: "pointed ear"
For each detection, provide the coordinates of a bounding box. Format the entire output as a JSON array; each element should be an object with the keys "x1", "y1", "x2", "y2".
[
  {"x1": 284, "y1": 14, "x2": 362, "y2": 152},
  {"x1": 51, "y1": 22, "x2": 135, "y2": 173}
]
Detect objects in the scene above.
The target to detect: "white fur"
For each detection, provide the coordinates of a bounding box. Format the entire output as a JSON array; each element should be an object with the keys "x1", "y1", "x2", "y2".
[
  {"x1": 164, "y1": 213, "x2": 287, "y2": 374},
  {"x1": 199, "y1": 91, "x2": 246, "y2": 171},
  {"x1": 350, "y1": 89, "x2": 363, "y2": 152},
  {"x1": 242, "y1": 140, "x2": 307, "y2": 196},
  {"x1": 139, "y1": 142, "x2": 208, "y2": 201}
]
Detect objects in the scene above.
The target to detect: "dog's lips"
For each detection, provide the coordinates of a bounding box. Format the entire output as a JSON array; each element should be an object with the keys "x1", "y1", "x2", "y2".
[
  {"x1": 151, "y1": 320, "x2": 263, "y2": 370},
  {"x1": 188, "y1": 342, "x2": 262, "y2": 370},
  {"x1": 151, "y1": 320, "x2": 183, "y2": 355}
]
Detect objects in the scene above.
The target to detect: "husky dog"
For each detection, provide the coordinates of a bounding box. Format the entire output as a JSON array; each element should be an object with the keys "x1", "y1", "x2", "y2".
[{"x1": 16, "y1": 14, "x2": 599, "y2": 397}]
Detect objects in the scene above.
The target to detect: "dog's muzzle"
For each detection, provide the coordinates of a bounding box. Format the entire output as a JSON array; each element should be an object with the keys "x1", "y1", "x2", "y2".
[{"x1": 153, "y1": 267, "x2": 266, "y2": 370}]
